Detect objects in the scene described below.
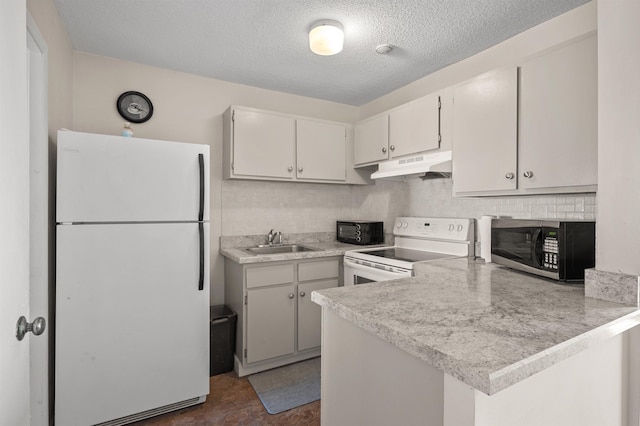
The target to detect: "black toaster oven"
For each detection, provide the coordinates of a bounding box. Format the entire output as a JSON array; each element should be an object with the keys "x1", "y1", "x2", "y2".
[{"x1": 337, "y1": 221, "x2": 384, "y2": 245}]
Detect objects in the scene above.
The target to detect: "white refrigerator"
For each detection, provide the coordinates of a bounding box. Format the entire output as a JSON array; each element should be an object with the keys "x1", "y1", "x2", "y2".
[{"x1": 55, "y1": 130, "x2": 210, "y2": 425}]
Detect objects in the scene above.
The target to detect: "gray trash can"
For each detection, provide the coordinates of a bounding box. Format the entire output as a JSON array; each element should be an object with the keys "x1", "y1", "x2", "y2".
[{"x1": 209, "y1": 305, "x2": 237, "y2": 376}]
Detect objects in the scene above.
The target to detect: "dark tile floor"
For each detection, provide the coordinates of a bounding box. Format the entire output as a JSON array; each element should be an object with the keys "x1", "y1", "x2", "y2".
[{"x1": 132, "y1": 371, "x2": 321, "y2": 426}]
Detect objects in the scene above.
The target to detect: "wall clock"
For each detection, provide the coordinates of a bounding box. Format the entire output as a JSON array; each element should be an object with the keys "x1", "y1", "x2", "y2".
[{"x1": 116, "y1": 91, "x2": 153, "y2": 123}]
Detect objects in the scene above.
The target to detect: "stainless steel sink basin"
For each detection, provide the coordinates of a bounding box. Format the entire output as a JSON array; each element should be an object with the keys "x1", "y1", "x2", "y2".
[{"x1": 243, "y1": 244, "x2": 318, "y2": 255}]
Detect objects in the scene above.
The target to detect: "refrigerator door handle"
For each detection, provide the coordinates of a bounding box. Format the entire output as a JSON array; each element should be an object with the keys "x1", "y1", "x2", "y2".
[
  {"x1": 198, "y1": 222, "x2": 204, "y2": 291},
  {"x1": 198, "y1": 153, "x2": 204, "y2": 222}
]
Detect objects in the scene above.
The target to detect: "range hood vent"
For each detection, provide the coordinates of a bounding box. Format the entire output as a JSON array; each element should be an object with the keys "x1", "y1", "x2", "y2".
[{"x1": 370, "y1": 151, "x2": 452, "y2": 180}]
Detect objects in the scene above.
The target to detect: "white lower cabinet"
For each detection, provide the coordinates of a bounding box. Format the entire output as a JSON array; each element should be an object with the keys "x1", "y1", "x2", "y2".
[
  {"x1": 297, "y1": 279, "x2": 337, "y2": 351},
  {"x1": 246, "y1": 284, "x2": 295, "y2": 364},
  {"x1": 224, "y1": 256, "x2": 340, "y2": 376}
]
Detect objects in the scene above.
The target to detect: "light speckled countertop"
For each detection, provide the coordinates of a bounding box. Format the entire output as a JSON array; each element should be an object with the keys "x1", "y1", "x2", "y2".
[
  {"x1": 311, "y1": 258, "x2": 640, "y2": 395},
  {"x1": 220, "y1": 241, "x2": 372, "y2": 264}
]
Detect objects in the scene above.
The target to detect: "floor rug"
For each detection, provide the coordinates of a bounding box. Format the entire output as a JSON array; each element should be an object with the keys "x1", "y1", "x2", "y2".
[{"x1": 248, "y1": 357, "x2": 320, "y2": 414}]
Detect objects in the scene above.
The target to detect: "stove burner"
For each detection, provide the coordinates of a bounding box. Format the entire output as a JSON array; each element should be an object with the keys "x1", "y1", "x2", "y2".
[{"x1": 363, "y1": 248, "x2": 456, "y2": 263}]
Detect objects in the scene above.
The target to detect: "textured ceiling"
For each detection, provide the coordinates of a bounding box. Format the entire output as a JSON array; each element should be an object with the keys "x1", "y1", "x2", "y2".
[{"x1": 53, "y1": 0, "x2": 589, "y2": 106}]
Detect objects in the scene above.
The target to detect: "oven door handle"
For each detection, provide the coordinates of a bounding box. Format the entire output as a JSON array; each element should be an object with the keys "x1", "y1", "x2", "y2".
[{"x1": 344, "y1": 259, "x2": 409, "y2": 276}]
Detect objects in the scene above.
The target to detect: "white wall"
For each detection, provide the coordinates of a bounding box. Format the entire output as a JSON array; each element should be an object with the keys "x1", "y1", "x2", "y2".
[
  {"x1": 359, "y1": 2, "x2": 597, "y2": 118},
  {"x1": 597, "y1": 0, "x2": 640, "y2": 277},
  {"x1": 27, "y1": 0, "x2": 74, "y2": 141},
  {"x1": 597, "y1": 2, "x2": 640, "y2": 424}
]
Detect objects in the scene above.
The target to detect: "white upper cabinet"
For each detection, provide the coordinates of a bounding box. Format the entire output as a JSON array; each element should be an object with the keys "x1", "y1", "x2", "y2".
[
  {"x1": 223, "y1": 106, "x2": 370, "y2": 184},
  {"x1": 518, "y1": 35, "x2": 597, "y2": 191},
  {"x1": 388, "y1": 93, "x2": 441, "y2": 158},
  {"x1": 230, "y1": 108, "x2": 295, "y2": 179},
  {"x1": 296, "y1": 119, "x2": 346, "y2": 181},
  {"x1": 452, "y1": 34, "x2": 598, "y2": 196},
  {"x1": 354, "y1": 114, "x2": 389, "y2": 166},
  {"x1": 354, "y1": 92, "x2": 442, "y2": 167},
  {"x1": 452, "y1": 67, "x2": 519, "y2": 194}
]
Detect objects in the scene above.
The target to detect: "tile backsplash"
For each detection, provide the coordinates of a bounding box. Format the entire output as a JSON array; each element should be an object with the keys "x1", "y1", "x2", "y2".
[
  {"x1": 405, "y1": 179, "x2": 597, "y2": 221},
  {"x1": 221, "y1": 178, "x2": 596, "y2": 237}
]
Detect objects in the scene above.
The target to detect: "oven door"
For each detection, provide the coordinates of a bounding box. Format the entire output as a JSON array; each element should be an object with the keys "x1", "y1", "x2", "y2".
[{"x1": 343, "y1": 258, "x2": 412, "y2": 286}]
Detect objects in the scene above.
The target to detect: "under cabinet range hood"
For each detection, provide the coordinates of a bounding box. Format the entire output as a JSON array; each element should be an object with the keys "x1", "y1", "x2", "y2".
[{"x1": 370, "y1": 151, "x2": 452, "y2": 180}]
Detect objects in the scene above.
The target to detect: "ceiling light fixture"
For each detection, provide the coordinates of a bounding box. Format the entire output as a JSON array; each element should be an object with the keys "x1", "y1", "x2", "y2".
[{"x1": 309, "y1": 20, "x2": 344, "y2": 56}]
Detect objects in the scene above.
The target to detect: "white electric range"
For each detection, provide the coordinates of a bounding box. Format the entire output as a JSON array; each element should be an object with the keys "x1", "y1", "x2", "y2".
[{"x1": 344, "y1": 217, "x2": 475, "y2": 285}]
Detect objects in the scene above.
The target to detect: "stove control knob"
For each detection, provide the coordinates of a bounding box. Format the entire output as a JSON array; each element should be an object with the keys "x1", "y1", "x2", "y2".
[
  {"x1": 457, "y1": 225, "x2": 464, "y2": 232},
  {"x1": 396, "y1": 222, "x2": 402, "y2": 228},
  {"x1": 448, "y1": 224, "x2": 455, "y2": 231},
  {"x1": 402, "y1": 222, "x2": 408, "y2": 229}
]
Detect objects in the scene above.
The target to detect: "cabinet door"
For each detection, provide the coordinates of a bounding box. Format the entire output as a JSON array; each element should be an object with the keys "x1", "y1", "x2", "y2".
[
  {"x1": 246, "y1": 285, "x2": 295, "y2": 364},
  {"x1": 232, "y1": 108, "x2": 295, "y2": 179},
  {"x1": 297, "y1": 279, "x2": 338, "y2": 351},
  {"x1": 296, "y1": 119, "x2": 346, "y2": 181},
  {"x1": 452, "y1": 67, "x2": 518, "y2": 194},
  {"x1": 389, "y1": 93, "x2": 440, "y2": 158},
  {"x1": 354, "y1": 114, "x2": 389, "y2": 166},
  {"x1": 519, "y1": 36, "x2": 597, "y2": 190}
]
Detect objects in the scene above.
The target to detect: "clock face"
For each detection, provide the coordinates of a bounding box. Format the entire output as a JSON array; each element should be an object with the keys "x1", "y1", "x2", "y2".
[{"x1": 117, "y1": 91, "x2": 153, "y2": 123}]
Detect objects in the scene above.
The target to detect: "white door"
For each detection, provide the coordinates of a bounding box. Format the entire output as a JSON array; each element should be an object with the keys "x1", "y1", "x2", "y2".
[
  {"x1": 55, "y1": 223, "x2": 210, "y2": 425},
  {"x1": 0, "y1": 2, "x2": 33, "y2": 425},
  {"x1": 57, "y1": 131, "x2": 210, "y2": 222},
  {"x1": 27, "y1": 12, "x2": 50, "y2": 426}
]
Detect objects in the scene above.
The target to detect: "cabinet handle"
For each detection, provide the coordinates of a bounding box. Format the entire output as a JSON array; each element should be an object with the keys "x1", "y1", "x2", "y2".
[
  {"x1": 298, "y1": 167, "x2": 303, "y2": 173},
  {"x1": 299, "y1": 292, "x2": 306, "y2": 297},
  {"x1": 523, "y1": 171, "x2": 534, "y2": 178},
  {"x1": 288, "y1": 293, "x2": 295, "y2": 299},
  {"x1": 389, "y1": 145, "x2": 395, "y2": 151},
  {"x1": 381, "y1": 147, "x2": 387, "y2": 154},
  {"x1": 287, "y1": 166, "x2": 293, "y2": 173},
  {"x1": 505, "y1": 172, "x2": 515, "y2": 180}
]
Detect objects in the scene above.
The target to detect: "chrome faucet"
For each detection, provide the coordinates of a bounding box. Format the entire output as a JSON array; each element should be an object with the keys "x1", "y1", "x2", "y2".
[{"x1": 267, "y1": 229, "x2": 283, "y2": 246}]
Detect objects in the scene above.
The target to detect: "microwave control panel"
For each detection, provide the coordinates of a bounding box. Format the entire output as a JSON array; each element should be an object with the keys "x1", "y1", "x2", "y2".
[{"x1": 542, "y1": 229, "x2": 559, "y2": 270}]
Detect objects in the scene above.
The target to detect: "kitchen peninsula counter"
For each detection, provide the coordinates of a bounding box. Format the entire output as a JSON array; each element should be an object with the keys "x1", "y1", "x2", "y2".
[{"x1": 311, "y1": 258, "x2": 640, "y2": 425}]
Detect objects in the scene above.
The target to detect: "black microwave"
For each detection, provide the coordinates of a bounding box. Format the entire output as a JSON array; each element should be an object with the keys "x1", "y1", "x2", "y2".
[
  {"x1": 491, "y1": 219, "x2": 595, "y2": 282},
  {"x1": 337, "y1": 221, "x2": 383, "y2": 245}
]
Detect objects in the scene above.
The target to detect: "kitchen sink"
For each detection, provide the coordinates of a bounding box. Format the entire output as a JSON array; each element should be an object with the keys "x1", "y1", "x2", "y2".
[{"x1": 242, "y1": 244, "x2": 318, "y2": 255}]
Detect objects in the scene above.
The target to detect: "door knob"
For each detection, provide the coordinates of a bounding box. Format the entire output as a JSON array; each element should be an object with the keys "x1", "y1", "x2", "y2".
[
  {"x1": 288, "y1": 293, "x2": 295, "y2": 299},
  {"x1": 389, "y1": 145, "x2": 395, "y2": 151},
  {"x1": 381, "y1": 147, "x2": 387, "y2": 154},
  {"x1": 298, "y1": 167, "x2": 303, "y2": 173},
  {"x1": 523, "y1": 171, "x2": 534, "y2": 178},
  {"x1": 287, "y1": 166, "x2": 293, "y2": 173},
  {"x1": 16, "y1": 316, "x2": 46, "y2": 341},
  {"x1": 505, "y1": 172, "x2": 515, "y2": 180},
  {"x1": 299, "y1": 292, "x2": 306, "y2": 297}
]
